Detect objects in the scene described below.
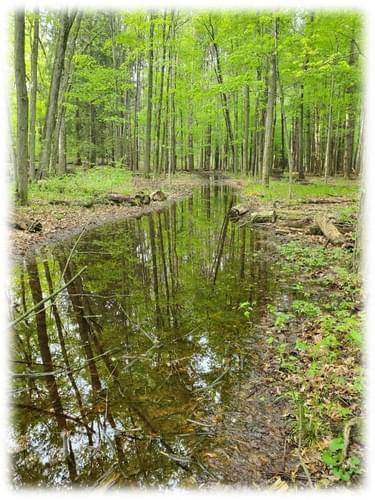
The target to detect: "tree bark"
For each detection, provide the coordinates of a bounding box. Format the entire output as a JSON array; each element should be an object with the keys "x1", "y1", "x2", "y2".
[
  {"x1": 29, "y1": 10, "x2": 39, "y2": 180},
  {"x1": 14, "y1": 10, "x2": 29, "y2": 205},
  {"x1": 243, "y1": 84, "x2": 250, "y2": 173},
  {"x1": 39, "y1": 11, "x2": 76, "y2": 178},
  {"x1": 144, "y1": 14, "x2": 155, "y2": 177},
  {"x1": 343, "y1": 36, "x2": 358, "y2": 179},
  {"x1": 262, "y1": 17, "x2": 277, "y2": 187}
]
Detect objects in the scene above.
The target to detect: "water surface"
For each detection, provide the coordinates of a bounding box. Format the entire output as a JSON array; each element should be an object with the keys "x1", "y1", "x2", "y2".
[{"x1": 10, "y1": 183, "x2": 293, "y2": 488}]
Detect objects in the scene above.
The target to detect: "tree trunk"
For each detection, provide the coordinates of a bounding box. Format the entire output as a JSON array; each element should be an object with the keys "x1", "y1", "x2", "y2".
[
  {"x1": 155, "y1": 13, "x2": 169, "y2": 173},
  {"x1": 262, "y1": 18, "x2": 277, "y2": 187},
  {"x1": 324, "y1": 76, "x2": 334, "y2": 182},
  {"x1": 144, "y1": 14, "x2": 155, "y2": 177},
  {"x1": 343, "y1": 37, "x2": 358, "y2": 179},
  {"x1": 39, "y1": 11, "x2": 76, "y2": 178},
  {"x1": 243, "y1": 84, "x2": 250, "y2": 173},
  {"x1": 29, "y1": 9, "x2": 39, "y2": 181},
  {"x1": 14, "y1": 10, "x2": 29, "y2": 205},
  {"x1": 57, "y1": 115, "x2": 66, "y2": 175}
]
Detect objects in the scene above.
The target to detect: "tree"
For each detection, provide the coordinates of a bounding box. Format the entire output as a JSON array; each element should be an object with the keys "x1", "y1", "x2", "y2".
[
  {"x1": 29, "y1": 9, "x2": 39, "y2": 180},
  {"x1": 262, "y1": 17, "x2": 277, "y2": 187},
  {"x1": 38, "y1": 11, "x2": 76, "y2": 178},
  {"x1": 144, "y1": 13, "x2": 155, "y2": 177},
  {"x1": 14, "y1": 10, "x2": 29, "y2": 205}
]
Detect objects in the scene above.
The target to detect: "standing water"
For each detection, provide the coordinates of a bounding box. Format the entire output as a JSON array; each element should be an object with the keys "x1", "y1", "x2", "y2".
[{"x1": 10, "y1": 183, "x2": 294, "y2": 488}]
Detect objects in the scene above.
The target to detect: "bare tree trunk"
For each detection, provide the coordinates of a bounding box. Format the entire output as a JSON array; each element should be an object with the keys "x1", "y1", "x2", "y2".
[
  {"x1": 144, "y1": 14, "x2": 155, "y2": 177},
  {"x1": 203, "y1": 17, "x2": 235, "y2": 168},
  {"x1": 39, "y1": 11, "x2": 76, "y2": 178},
  {"x1": 51, "y1": 13, "x2": 82, "y2": 172},
  {"x1": 155, "y1": 13, "x2": 169, "y2": 173},
  {"x1": 262, "y1": 18, "x2": 277, "y2": 187},
  {"x1": 343, "y1": 36, "x2": 358, "y2": 179},
  {"x1": 324, "y1": 76, "x2": 334, "y2": 182},
  {"x1": 188, "y1": 111, "x2": 194, "y2": 171},
  {"x1": 57, "y1": 115, "x2": 66, "y2": 175},
  {"x1": 243, "y1": 84, "x2": 250, "y2": 173},
  {"x1": 89, "y1": 103, "x2": 96, "y2": 166},
  {"x1": 14, "y1": 10, "x2": 29, "y2": 205},
  {"x1": 29, "y1": 9, "x2": 39, "y2": 180},
  {"x1": 134, "y1": 56, "x2": 141, "y2": 171}
]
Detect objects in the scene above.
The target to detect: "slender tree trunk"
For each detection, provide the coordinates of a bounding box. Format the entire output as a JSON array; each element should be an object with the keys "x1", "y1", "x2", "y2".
[
  {"x1": 89, "y1": 103, "x2": 96, "y2": 166},
  {"x1": 57, "y1": 115, "x2": 66, "y2": 175},
  {"x1": 134, "y1": 56, "x2": 141, "y2": 171},
  {"x1": 204, "y1": 124, "x2": 212, "y2": 170},
  {"x1": 343, "y1": 36, "x2": 358, "y2": 178},
  {"x1": 188, "y1": 111, "x2": 194, "y2": 171},
  {"x1": 298, "y1": 78, "x2": 305, "y2": 180},
  {"x1": 243, "y1": 84, "x2": 250, "y2": 173},
  {"x1": 51, "y1": 13, "x2": 82, "y2": 172},
  {"x1": 29, "y1": 10, "x2": 39, "y2": 180},
  {"x1": 144, "y1": 14, "x2": 155, "y2": 177},
  {"x1": 14, "y1": 10, "x2": 29, "y2": 205},
  {"x1": 204, "y1": 17, "x2": 235, "y2": 167},
  {"x1": 155, "y1": 14, "x2": 169, "y2": 173},
  {"x1": 262, "y1": 18, "x2": 277, "y2": 187},
  {"x1": 324, "y1": 76, "x2": 334, "y2": 182},
  {"x1": 39, "y1": 12, "x2": 76, "y2": 178}
]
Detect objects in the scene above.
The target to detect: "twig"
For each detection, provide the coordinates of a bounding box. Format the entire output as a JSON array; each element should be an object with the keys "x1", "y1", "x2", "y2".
[
  {"x1": 194, "y1": 367, "x2": 230, "y2": 393},
  {"x1": 297, "y1": 450, "x2": 314, "y2": 488},
  {"x1": 9, "y1": 266, "x2": 87, "y2": 328},
  {"x1": 60, "y1": 227, "x2": 86, "y2": 282},
  {"x1": 118, "y1": 304, "x2": 159, "y2": 344}
]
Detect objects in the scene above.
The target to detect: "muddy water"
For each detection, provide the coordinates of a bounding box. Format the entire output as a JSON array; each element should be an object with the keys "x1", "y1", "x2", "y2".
[{"x1": 10, "y1": 183, "x2": 294, "y2": 488}]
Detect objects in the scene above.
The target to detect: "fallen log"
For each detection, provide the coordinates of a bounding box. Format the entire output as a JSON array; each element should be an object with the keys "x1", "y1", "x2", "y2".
[
  {"x1": 249, "y1": 210, "x2": 277, "y2": 224},
  {"x1": 307, "y1": 224, "x2": 323, "y2": 235},
  {"x1": 278, "y1": 210, "x2": 310, "y2": 221},
  {"x1": 301, "y1": 197, "x2": 356, "y2": 204},
  {"x1": 48, "y1": 199, "x2": 70, "y2": 206},
  {"x1": 150, "y1": 190, "x2": 167, "y2": 201},
  {"x1": 279, "y1": 218, "x2": 311, "y2": 228},
  {"x1": 134, "y1": 192, "x2": 151, "y2": 205},
  {"x1": 228, "y1": 204, "x2": 250, "y2": 218},
  {"x1": 106, "y1": 193, "x2": 137, "y2": 205},
  {"x1": 314, "y1": 214, "x2": 344, "y2": 244}
]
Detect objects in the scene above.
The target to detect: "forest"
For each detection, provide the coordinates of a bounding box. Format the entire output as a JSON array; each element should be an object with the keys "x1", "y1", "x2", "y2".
[{"x1": 9, "y1": 8, "x2": 364, "y2": 491}]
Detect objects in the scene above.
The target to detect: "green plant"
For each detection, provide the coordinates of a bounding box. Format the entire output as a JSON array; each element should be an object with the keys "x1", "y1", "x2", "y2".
[
  {"x1": 267, "y1": 304, "x2": 292, "y2": 331},
  {"x1": 291, "y1": 300, "x2": 321, "y2": 318},
  {"x1": 321, "y1": 437, "x2": 362, "y2": 482}
]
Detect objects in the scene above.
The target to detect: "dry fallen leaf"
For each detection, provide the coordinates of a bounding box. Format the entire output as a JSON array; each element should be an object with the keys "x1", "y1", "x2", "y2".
[{"x1": 270, "y1": 477, "x2": 289, "y2": 491}]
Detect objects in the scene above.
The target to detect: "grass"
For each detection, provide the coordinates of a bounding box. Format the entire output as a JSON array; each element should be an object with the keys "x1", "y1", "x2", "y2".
[
  {"x1": 27, "y1": 167, "x2": 135, "y2": 203},
  {"x1": 245, "y1": 177, "x2": 359, "y2": 202}
]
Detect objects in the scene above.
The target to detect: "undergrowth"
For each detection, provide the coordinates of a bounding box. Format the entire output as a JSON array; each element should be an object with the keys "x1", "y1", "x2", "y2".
[
  {"x1": 269, "y1": 240, "x2": 363, "y2": 487},
  {"x1": 27, "y1": 167, "x2": 134, "y2": 203},
  {"x1": 245, "y1": 178, "x2": 359, "y2": 202}
]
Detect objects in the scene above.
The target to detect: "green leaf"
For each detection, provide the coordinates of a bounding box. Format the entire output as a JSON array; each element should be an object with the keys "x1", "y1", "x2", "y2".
[
  {"x1": 329, "y1": 437, "x2": 345, "y2": 452},
  {"x1": 349, "y1": 455, "x2": 360, "y2": 466},
  {"x1": 321, "y1": 450, "x2": 339, "y2": 466}
]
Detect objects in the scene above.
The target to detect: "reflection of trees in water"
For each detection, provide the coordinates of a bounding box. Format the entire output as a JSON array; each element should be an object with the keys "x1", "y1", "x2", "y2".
[{"x1": 11, "y1": 186, "x2": 282, "y2": 487}]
